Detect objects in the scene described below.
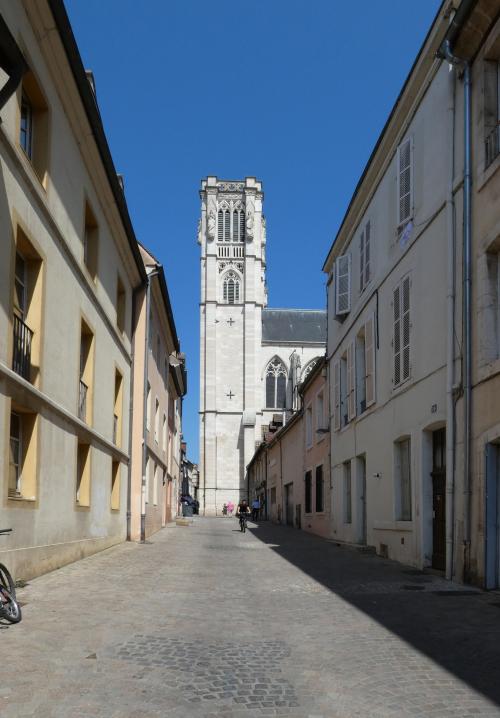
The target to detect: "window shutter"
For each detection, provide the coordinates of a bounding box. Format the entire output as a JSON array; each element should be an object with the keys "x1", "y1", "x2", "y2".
[
  {"x1": 365, "y1": 313, "x2": 376, "y2": 406},
  {"x1": 397, "y1": 138, "x2": 412, "y2": 227},
  {"x1": 359, "y1": 229, "x2": 365, "y2": 292},
  {"x1": 393, "y1": 285, "x2": 401, "y2": 386},
  {"x1": 365, "y1": 220, "x2": 371, "y2": 287},
  {"x1": 333, "y1": 360, "x2": 340, "y2": 431},
  {"x1": 347, "y1": 340, "x2": 356, "y2": 421},
  {"x1": 335, "y1": 253, "x2": 351, "y2": 315},
  {"x1": 218, "y1": 210, "x2": 223, "y2": 241},
  {"x1": 402, "y1": 276, "x2": 411, "y2": 381}
]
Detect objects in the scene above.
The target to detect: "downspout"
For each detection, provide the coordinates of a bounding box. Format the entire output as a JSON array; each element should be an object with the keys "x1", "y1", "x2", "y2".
[
  {"x1": 445, "y1": 63, "x2": 457, "y2": 580},
  {"x1": 127, "y1": 283, "x2": 142, "y2": 541},
  {"x1": 438, "y1": 31, "x2": 473, "y2": 580},
  {"x1": 141, "y1": 266, "x2": 160, "y2": 543}
]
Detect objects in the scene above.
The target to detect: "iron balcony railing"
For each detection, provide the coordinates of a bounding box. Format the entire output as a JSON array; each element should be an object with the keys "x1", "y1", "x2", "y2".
[
  {"x1": 12, "y1": 314, "x2": 33, "y2": 381},
  {"x1": 485, "y1": 125, "x2": 500, "y2": 168},
  {"x1": 78, "y1": 380, "x2": 88, "y2": 421}
]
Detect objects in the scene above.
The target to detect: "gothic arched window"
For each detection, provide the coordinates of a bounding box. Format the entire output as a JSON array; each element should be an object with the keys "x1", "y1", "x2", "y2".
[
  {"x1": 218, "y1": 208, "x2": 230, "y2": 241},
  {"x1": 302, "y1": 358, "x2": 319, "y2": 382},
  {"x1": 265, "y1": 357, "x2": 287, "y2": 409},
  {"x1": 232, "y1": 209, "x2": 245, "y2": 242},
  {"x1": 222, "y1": 271, "x2": 241, "y2": 304}
]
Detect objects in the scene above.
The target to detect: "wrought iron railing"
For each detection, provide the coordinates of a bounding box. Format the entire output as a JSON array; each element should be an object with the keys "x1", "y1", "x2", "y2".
[
  {"x1": 12, "y1": 314, "x2": 33, "y2": 381},
  {"x1": 485, "y1": 125, "x2": 500, "y2": 168},
  {"x1": 78, "y1": 380, "x2": 88, "y2": 421}
]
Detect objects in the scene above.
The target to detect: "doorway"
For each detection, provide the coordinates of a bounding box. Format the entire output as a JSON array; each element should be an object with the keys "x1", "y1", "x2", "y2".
[
  {"x1": 431, "y1": 428, "x2": 446, "y2": 571},
  {"x1": 284, "y1": 483, "x2": 294, "y2": 526},
  {"x1": 485, "y1": 442, "x2": 500, "y2": 589}
]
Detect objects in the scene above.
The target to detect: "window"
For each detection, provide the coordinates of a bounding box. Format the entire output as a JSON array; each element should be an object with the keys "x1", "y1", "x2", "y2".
[
  {"x1": 146, "y1": 383, "x2": 151, "y2": 431},
  {"x1": 359, "y1": 220, "x2": 371, "y2": 292},
  {"x1": 344, "y1": 461, "x2": 352, "y2": 523},
  {"x1": 162, "y1": 413, "x2": 167, "y2": 451},
  {"x1": 316, "y1": 391, "x2": 325, "y2": 435},
  {"x1": 315, "y1": 464, "x2": 324, "y2": 512},
  {"x1": 154, "y1": 398, "x2": 160, "y2": 443},
  {"x1": 222, "y1": 271, "x2": 241, "y2": 304},
  {"x1": 484, "y1": 60, "x2": 500, "y2": 167},
  {"x1": 393, "y1": 276, "x2": 411, "y2": 387},
  {"x1": 218, "y1": 206, "x2": 245, "y2": 242},
  {"x1": 116, "y1": 275, "x2": 126, "y2": 333},
  {"x1": 79, "y1": 320, "x2": 94, "y2": 424},
  {"x1": 19, "y1": 71, "x2": 49, "y2": 184},
  {"x1": 396, "y1": 438, "x2": 412, "y2": 520},
  {"x1": 12, "y1": 230, "x2": 43, "y2": 385},
  {"x1": 76, "y1": 441, "x2": 91, "y2": 506},
  {"x1": 306, "y1": 406, "x2": 313, "y2": 448},
  {"x1": 265, "y1": 357, "x2": 287, "y2": 409},
  {"x1": 113, "y1": 369, "x2": 123, "y2": 446},
  {"x1": 153, "y1": 464, "x2": 159, "y2": 506},
  {"x1": 305, "y1": 471, "x2": 312, "y2": 514},
  {"x1": 335, "y1": 253, "x2": 351, "y2": 315},
  {"x1": 9, "y1": 408, "x2": 38, "y2": 500},
  {"x1": 302, "y1": 358, "x2": 318, "y2": 382},
  {"x1": 111, "y1": 460, "x2": 120, "y2": 510},
  {"x1": 340, "y1": 352, "x2": 348, "y2": 428},
  {"x1": 83, "y1": 202, "x2": 98, "y2": 281},
  {"x1": 355, "y1": 329, "x2": 366, "y2": 414},
  {"x1": 355, "y1": 314, "x2": 376, "y2": 414},
  {"x1": 397, "y1": 137, "x2": 413, "y2": 228},
  {"x1": 145, "y1": 457, "x2": 150, "y2": 504}
]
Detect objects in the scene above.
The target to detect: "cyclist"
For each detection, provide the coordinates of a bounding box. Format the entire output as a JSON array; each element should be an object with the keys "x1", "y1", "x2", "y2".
[{"x1": 236, "y1": 500, "x2": 251, "y2": 532}]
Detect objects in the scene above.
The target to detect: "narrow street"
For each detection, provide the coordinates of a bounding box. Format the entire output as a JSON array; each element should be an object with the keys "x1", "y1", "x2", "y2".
[{"x1": 4, "y1": 519, "x2": 500, "y2": 718}]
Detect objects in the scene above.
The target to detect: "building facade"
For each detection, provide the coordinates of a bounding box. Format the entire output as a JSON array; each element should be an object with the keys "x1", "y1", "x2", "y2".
[
  {"x1": 247, "y1": 357, "x2": 330, "y2": 538},
  {"x1": 129, "y1": 245, "x2": 186, "y2": 542},
  {"x1": 198, "y1": 176, "x2": 326, "y2": 516},
  {"x1": 0, "y1": 0, "x2": 145, "y2": 578}
]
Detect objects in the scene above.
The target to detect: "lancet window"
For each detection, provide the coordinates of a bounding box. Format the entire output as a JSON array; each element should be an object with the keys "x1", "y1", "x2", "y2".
[
  {"x1": 265, "y1": 357, "x2": 287, "y2": 409},
  {"x1": 222, "y1": 271, "x2": 241, "y2": 304},
  {"x1": 217, "y1": 203, "x2": 245, "y2": 242}
]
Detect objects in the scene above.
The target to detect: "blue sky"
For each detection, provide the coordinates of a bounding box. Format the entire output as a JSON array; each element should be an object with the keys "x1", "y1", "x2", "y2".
[{"x1": 65, "y1": 0, "x2": 441, "y2": 463}]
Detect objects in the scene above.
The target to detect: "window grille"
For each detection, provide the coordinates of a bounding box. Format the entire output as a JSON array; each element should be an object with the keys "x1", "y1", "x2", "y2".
[{"x1": 265, "y1": 357, "x2": 287, "y2": 408}]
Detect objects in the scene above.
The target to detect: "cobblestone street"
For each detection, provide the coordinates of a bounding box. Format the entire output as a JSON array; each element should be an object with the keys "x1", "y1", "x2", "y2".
[{"x1": 4, "y1": 518, "x2": 500, "y2": 718}]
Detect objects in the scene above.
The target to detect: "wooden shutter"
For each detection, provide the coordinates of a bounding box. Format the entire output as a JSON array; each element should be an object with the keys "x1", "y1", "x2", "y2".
[
  {"x1": 365, "y1": 313, "x2": 376, "y2": 406},
  {"x1": 393, "y1": 284, "x2": 401, "y2": 386},
  {"x1": 335, "y1": 253, "x2": 351, "y2": 315},
  {"x1": 402, "y1": 275, "x2": 411, "y2": 381},
  {"x1": 347, "y1": 340, "x2": 356, "y2": 421},
  {"x1": 397, "y1": 138, "x2": 412, "y2": 227},
  {"x1": 333, "y1": 360, "x2": 340, "y2": 431},
  {"x1": 364, "y1": 220, "x2": 371, "y2": 287}
]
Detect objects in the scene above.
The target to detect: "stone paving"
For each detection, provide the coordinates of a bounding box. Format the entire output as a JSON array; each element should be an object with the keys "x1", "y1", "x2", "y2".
[{"x1": 2, "y1": 518, "x2": 500, "y2": 717}]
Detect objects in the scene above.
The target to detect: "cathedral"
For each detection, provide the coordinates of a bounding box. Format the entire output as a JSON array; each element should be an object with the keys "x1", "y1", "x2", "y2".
[{"x1": 198, "y1": 177, "x2": 326, "y2": 516}]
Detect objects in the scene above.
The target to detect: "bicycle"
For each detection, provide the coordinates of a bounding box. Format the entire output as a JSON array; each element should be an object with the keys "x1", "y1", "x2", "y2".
[
  {"x1": 0, "y1": 529, "x2": 22, "y2": 624},
  {"x1": 237, "y1": 512, "x2": 249, "y2": 533}
]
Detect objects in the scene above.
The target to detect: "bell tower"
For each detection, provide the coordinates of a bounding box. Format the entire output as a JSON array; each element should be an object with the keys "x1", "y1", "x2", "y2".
[{"x1": 198, "y1": 177, "x2": 267, "y2": 515}]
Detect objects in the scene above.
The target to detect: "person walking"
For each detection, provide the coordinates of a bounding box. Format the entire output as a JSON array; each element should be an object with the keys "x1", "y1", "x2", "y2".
[{"x1": 251, "y1": 497, "x2": 260, "y2": 522}]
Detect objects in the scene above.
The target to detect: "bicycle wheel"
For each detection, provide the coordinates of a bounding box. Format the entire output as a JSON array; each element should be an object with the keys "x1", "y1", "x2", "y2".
[{"x1": 0, "y1": 564, "x2": 22, "y2": 624}]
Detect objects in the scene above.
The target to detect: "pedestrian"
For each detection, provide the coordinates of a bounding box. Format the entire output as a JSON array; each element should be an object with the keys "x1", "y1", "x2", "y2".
[
  {"x1": 222, "y1": 503, "x2": 228, "y2": 516},
  {"x1": 227, "y1": 501, "x2": 234, "y2": 516},
  {"x1": 251, "y1": 497, "x2": 260, "y2": 521}
]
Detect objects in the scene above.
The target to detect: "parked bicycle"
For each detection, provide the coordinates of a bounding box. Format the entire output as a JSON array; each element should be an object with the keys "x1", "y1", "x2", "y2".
[{"x1": 0, "y1": 529, "x2": 22, "y2": 623}]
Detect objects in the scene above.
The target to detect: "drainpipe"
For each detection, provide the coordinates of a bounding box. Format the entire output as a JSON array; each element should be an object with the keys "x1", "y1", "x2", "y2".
[
  {"x1": 438, "y1": 24, "x2": 473, "y2": 579},
  {"x1": 445, "y1": 63, "x2": 457, "y2": 580},
  {"x1": 141, "y1": 266, "x2": 160, "y2": 543}
]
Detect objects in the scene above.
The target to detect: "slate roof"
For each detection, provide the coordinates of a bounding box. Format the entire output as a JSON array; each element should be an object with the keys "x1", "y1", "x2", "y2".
[{"x1": 262, "y1": 309, "x2": 326, "y2": 344}]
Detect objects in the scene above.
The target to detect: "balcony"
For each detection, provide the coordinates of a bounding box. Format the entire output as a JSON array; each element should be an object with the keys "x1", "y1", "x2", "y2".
[
  {"x1": 485, "y1": 125, "x2": 500, "y2": 168},
  {"x1": 217, "y1": 244, "x2": 244, "y2": 259},
  {"x1": 78, "y1": 380, "x2": 88, "y2": 421},
  {"x1": 12, "y1": 314, "x2": 33, "y2": 381}
]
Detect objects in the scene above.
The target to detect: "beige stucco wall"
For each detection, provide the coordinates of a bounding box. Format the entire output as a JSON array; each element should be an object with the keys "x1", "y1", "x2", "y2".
[{"x1": 0, "y1": 1, "x2": 142, "y2": 579}]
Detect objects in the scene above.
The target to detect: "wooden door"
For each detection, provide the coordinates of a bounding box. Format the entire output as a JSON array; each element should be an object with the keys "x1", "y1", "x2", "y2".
[{"x1": 431, "y1": 429, "x2": 446, "y2": 570}]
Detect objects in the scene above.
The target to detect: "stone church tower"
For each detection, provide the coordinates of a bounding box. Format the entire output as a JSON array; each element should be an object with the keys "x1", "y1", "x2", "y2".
[{"x1": 198, "y1": 177, "x2": 266, "y2": 515}]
